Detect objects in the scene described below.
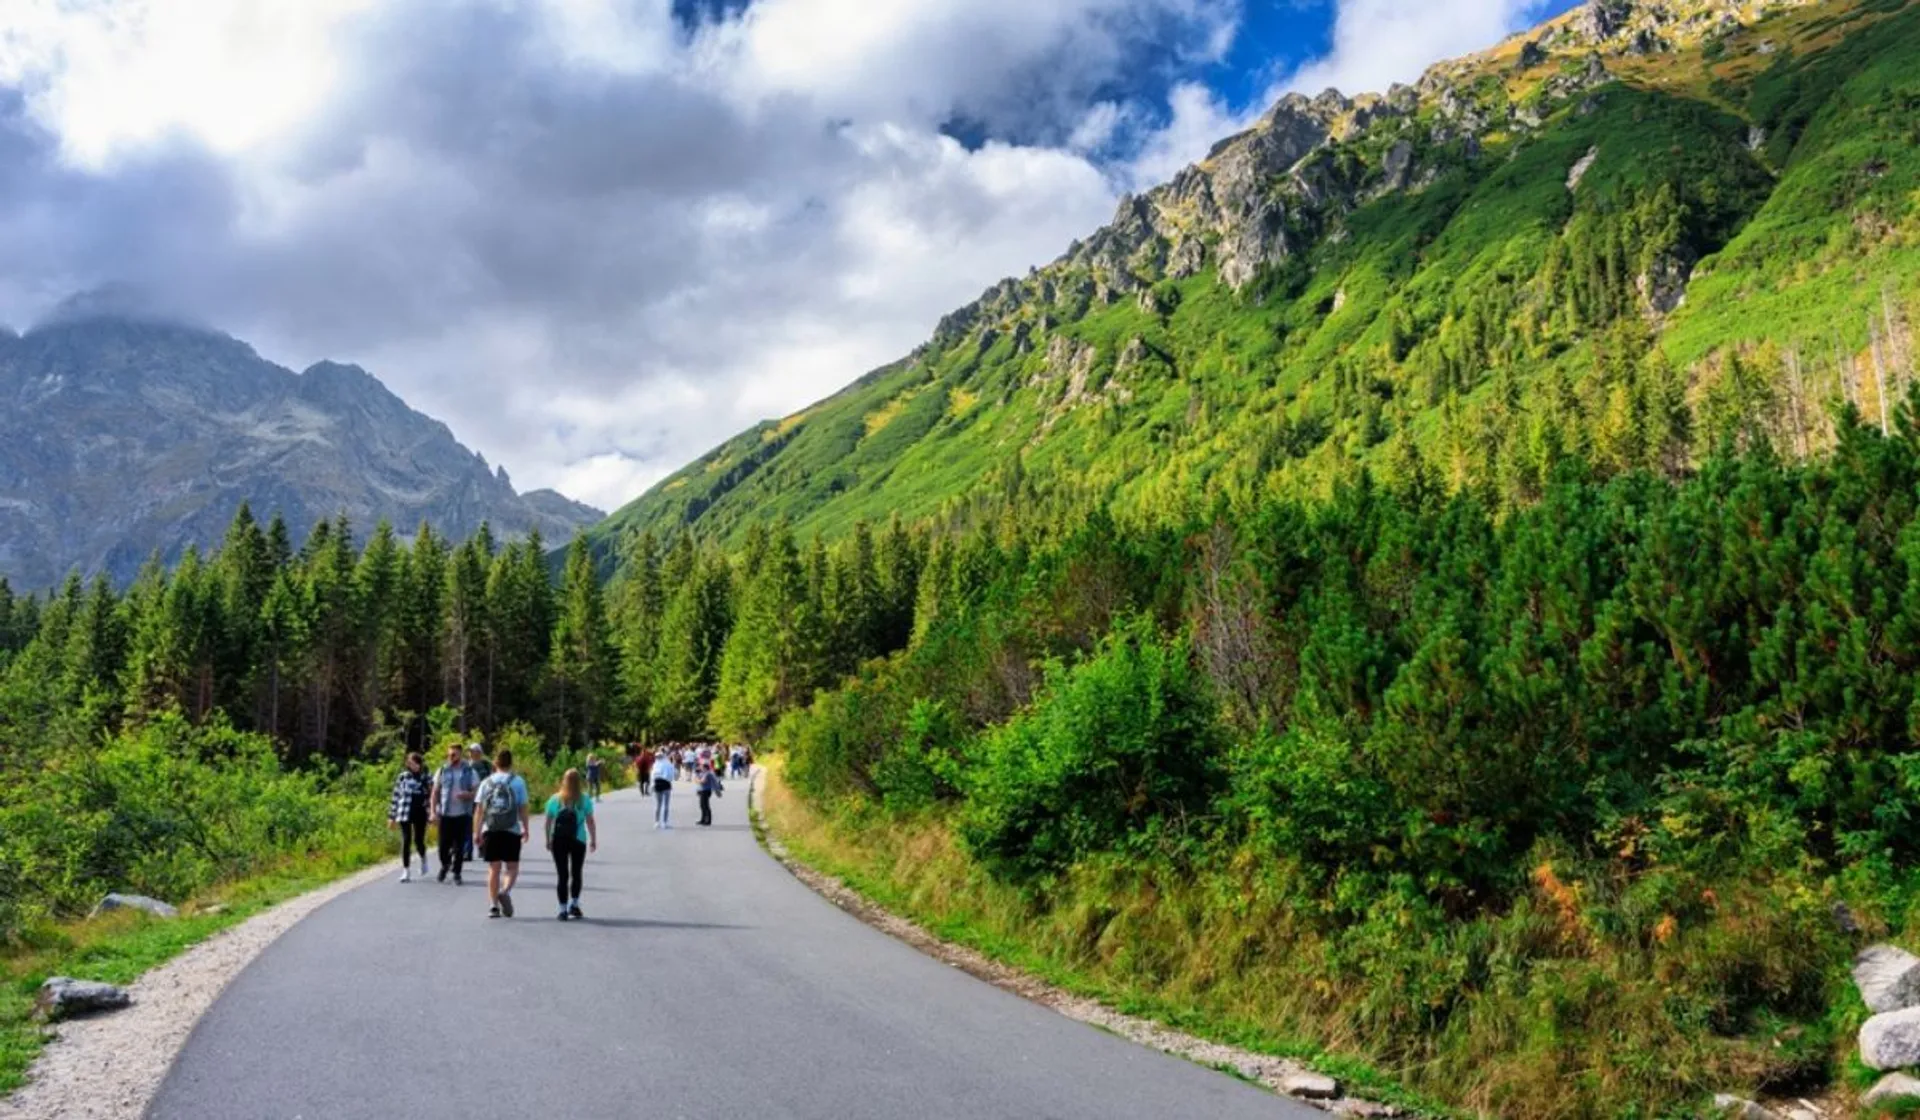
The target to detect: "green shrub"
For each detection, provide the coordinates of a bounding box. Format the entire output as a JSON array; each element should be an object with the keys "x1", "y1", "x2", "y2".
[{"x1": 960, "y1": 617, "x2": 1226, "y2": 878}]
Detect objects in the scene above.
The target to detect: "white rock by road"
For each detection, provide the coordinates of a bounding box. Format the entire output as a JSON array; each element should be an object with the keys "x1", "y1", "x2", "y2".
[
  {"x1": 1861, "y1": 1006, "x2": 1920, "y2": 1071},
  {"x1": 1855, "y1": 944, "x2": 1920, "y2": 1014}
]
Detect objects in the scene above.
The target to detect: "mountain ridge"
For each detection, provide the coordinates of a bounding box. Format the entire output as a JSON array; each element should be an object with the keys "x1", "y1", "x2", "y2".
[
  {"x1": 594, "y1": 0, "x2": 1916, "y2": 553},
  {"x1": 0, "y1": 309, "x2": 604, "y2": 589}
]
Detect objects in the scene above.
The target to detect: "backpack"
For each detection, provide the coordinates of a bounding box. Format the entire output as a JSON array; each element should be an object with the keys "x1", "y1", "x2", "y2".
[
  {"x1": 482, "y1": 776, "x2": 519, "y2": 833},
  {"x1": 553, "y1": 800, "x2": 580, "y2": 845}
]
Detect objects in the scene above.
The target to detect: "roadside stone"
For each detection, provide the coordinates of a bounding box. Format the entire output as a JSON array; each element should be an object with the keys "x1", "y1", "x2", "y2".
[
  {"x1": 1864, "y1": 1073, "x2": 1920, "y2": 1108},
  {"x1": 33, "y1": 977, "x2": 131, "y2": 1022},
  {"x1": 1855, "y1": 945, "x2": 1920, "y2": 1013},
  {"x1": 91, "y1": 893, "x2": 179, "y2": 920},
  {"x1": 1330, "y1": 1099, "x2": 1400, "y2": 1117},
  {"x1": 1712, "y1": 1095, "x2": 1778, "y2": 1120},
  {"x1": 1861, "y1": 1006, "x2": 1920, "y2": 1070},
  {"x1": 1282, "y1": 1071, "x2": 1340, "y2": 1100}
]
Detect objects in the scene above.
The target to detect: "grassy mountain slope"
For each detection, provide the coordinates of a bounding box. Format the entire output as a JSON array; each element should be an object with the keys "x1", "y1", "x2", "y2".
[{"x1": 597, "y1": 0, "x2": 1919, "y2": 552}]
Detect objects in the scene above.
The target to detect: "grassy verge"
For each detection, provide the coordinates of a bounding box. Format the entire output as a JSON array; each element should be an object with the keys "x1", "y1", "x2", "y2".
[
  {"x1": 754, "y1": 759, "x2": 1453, "y2": 1118},
  {"x1": 0, "y1": 840, "x2": 385, "y2": 1097}
]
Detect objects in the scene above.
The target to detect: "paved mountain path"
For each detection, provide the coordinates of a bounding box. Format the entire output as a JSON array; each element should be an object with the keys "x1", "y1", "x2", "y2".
[{"x1": 150, "y1": 780, "x2": 1313, "y2": 1119}]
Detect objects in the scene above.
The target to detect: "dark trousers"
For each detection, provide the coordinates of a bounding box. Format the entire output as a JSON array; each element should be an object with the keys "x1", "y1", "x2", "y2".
[
  {"x1": 438, "y1": 814, "x2": 472, "y2": 877},
  {"x1": 697, "y1": 790, "x2": 713, "y2": 825},
  {"x1": 398, "y1": 816, "x2": 428, "y2": 866},
  {"x1": 553, "y1": 840, "x2": 585, "y2": 904}
]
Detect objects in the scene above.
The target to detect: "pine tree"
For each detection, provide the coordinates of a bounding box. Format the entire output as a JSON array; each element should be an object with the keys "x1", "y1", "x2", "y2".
[{"x1": 548, "y1": 535, "x2": 617, "y2": 747}]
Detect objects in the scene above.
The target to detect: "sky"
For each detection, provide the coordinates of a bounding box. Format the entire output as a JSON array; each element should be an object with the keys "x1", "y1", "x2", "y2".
[{"x1": 0, "y1": 0, "x2": 1580, "y2": 512}]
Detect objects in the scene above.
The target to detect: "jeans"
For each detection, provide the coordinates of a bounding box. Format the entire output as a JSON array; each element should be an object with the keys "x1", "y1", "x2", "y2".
[
  {"x1": 653, "y1": 787, "x2": 671, "y2": 824},
  {"x1": 438, "y1": 814, "x2": 472, "y2": 877},
  {"x1": 697, "y1": 790, "x2": 713, "y2": 825},
  {"x1": 398, "y1": 816, "x2": 427, "y2": 867},
  {"x1": 552, "y1": 839, "x2": 585, "y2": 904}
]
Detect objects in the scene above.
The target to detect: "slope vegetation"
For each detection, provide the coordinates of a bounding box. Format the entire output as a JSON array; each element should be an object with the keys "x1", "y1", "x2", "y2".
[{"x1": 598, "y1": 0, "x2": 1918, "y2": 549}]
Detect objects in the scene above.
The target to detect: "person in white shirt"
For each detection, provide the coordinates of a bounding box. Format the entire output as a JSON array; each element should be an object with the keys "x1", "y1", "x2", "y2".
[{"x1": 649, "y1": 752, "x2": 679, "y2": 829}]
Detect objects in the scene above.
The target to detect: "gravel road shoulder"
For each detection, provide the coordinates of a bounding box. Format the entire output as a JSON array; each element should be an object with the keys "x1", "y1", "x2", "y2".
[{"x1": 0, "y1": 861, "x2": 391, "y2": 1120}]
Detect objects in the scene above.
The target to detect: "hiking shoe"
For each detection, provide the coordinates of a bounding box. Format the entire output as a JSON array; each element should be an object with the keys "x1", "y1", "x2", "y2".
[
  {"x1": 499, "y1": 891, "x2": 514, "y2": 918},
  {"x1": 557, "y1": 908, "x2": 570, "y2": 921},
  {"x1": 488, "y1": 905, "x2": 501, "y2": 919},
  {"x1": 569, "y1": 902, "x2": 584, "y2": 920},
  {"x1": 437, "y1": 865, "x2": 449, "y2": 883},
  {"x1": 454, "y1": 874, "x2": 463, "y2": 886}
]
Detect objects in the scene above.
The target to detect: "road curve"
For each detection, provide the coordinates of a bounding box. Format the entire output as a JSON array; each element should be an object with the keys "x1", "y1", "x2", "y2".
[{"x1": 150, "y1": 778, "x2": 1313, "y2": 1119}]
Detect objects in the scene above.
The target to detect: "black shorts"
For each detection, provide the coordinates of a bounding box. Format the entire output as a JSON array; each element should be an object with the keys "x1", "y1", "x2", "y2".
[
  {"x1": 481, "y1": 830, "x2": 523, "y2": 864},
  {"x1": 652, "y1": 778, "x2": 672, "y2": 793}
]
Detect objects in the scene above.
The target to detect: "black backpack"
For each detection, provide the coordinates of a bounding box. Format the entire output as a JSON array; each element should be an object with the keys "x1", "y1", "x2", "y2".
[{"x1": 553, "y1": 802, "x2": 580, "y2": 845}]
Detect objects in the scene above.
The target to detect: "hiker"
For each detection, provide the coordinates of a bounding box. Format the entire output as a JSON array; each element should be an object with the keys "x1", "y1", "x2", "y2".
[
  {"x1": 430, "y1": 743, "x2": 478, "y2": 884},
  {"x1": 650, "y1": 749, "x2": 679, "y2": 829},
  {"x1": 544, "y1": 768, "x2": 598, "y2": 921},
  {"x1": 387, "y1": 752, "x2": 432, "y2": 882},
  {"x1": 463, "y1": 743, "x2": 492, "y2": 861},
  {"x1": 585, "y1": 752, "x2": 604, "y2": 799},
  {"x1": 634, "y1": 746, "x2": 656, "y2": 796},
  {"x1": 473, "y1": 749, "x2": 531, "y2": 918},
  {"x1": 697, "y1": 765, "x2": 724, "y2": 827}
]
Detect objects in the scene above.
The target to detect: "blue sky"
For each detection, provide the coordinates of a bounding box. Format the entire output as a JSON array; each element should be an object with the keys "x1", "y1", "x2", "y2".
[{"x1": 0, "y1": 0, "x2": 1588, "y2": 510}]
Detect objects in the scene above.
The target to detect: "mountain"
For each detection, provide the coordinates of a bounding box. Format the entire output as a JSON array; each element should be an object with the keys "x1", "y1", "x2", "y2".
[
  {"x1": 0, "y1": 306, "x2": 604, "y2": 588},
  {"x1": 594, "y1": 0, "x2": 1918, "y2": 552}
]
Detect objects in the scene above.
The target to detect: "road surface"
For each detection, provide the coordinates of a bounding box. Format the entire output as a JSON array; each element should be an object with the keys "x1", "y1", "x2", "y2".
[{"x1": 150, "y1": 777, "x2": 1312, "y2": 1119}]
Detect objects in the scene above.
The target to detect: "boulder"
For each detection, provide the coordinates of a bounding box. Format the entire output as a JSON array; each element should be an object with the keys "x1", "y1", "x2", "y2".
[
  {"x1": 1864, "y1": 1072, "x2": 1920, "y2": 1108},
  {"x1": 90, "y1": 893, "x2": 179, "y2": 920},
  {"x1": 34, "y1": 977, "x2": 131, "y2": 1022},
  {"x1": 1854, "y1": 945, "x2": 1920, "y2": 1013},
  {"x1": 1861, "y1": 1006, "x2": 1920, "y2": 1070},
  {"x1": 1711, "y1": 1095, "x2": 1777, "y2": 1120},
  {"x1": 1282, "y1": 1071, "x2": 1340, "y2": 1100}
]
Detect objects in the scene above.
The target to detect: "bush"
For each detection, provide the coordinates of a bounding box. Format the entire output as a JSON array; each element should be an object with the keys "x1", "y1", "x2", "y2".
[{"x1": 960, "y1": 617, "x2": 1226, "y2": 879}]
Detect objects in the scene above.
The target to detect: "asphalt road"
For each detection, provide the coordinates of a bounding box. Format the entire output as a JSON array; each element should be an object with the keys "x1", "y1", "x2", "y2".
[{"x1": 150, "y1": 776, "x2": 1312, "y2": 1120}]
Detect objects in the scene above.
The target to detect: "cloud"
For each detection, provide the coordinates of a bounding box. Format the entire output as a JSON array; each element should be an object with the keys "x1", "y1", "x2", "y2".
[
  {"x1": 0, "y1": 0, "x2": 1570, "y2": 513},
  {"x1": 1286, "y1": 0, "x2": 1566, "y2": 97}
]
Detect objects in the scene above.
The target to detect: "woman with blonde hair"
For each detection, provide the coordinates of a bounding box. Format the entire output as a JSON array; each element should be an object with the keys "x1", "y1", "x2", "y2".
[{"x1": 544, "y1": 768, "x2": 598, "y2": 921}]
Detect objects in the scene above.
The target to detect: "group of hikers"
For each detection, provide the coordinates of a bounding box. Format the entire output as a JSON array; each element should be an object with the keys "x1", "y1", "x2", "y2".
[
  {"x1": 631, "y1": 743, "x2": 748, "y2": 829},
  {"x1": 385, "y1": 740, "x2": 749, "y2": 921}
]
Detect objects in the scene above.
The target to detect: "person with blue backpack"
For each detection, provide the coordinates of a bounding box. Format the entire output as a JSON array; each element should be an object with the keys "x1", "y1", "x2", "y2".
[
  {"x1": 544, "y1": 769, "x2": 598, "y2": 921},
  {"x1": 472, "y1": 749, "x2": 530, "y2": 919}
]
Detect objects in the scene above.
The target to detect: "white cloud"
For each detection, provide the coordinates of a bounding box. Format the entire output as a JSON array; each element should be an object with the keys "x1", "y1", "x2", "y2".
[
  {"x1": 0, "y1": 0, "x2": 1573, "y2": 516},
  {"x1": 1286, "y1": 0, "x2": 1561, "y2": 97}
]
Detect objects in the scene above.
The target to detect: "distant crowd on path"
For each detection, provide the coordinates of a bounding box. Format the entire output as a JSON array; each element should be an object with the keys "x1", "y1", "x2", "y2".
[
  {"x1": 630, "y1": 743, "x2": 748, "y2": 829},
  {"x1": 385, "y1": 739, "x2": 752, "y2": 922}
]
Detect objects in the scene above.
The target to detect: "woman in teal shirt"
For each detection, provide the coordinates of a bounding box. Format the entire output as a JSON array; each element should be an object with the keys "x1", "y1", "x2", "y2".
[{"x1": 544, "y1": 769, "x2": 598, "y2": 920}]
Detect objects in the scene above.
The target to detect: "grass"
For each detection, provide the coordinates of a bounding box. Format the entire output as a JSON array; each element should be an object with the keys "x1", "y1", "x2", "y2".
[
  {"x1": 0, "y1": 840, "x2": 385, "y2": 1097},
  {"x1": 754, "y1": 758, "x2": 1455, "y2": 1118}
]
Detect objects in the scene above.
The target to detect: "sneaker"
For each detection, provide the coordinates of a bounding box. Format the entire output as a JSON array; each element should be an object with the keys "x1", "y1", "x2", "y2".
[
  {"x1": 437, "y1": 865, "x2": 449, "y2": 883},
  {"x1": 557, "y1": 908, "x2": 570, "y2": 921},
  {"x1": 499, "y1": 891, "x2": 514, "y2": 918},
  {"x1": 569, "y1": 902, "x2": 584, "y2": 920},
  {"x1": 399, "y1": 868, "x2": 411, "y2": 883},
  {"x1": 488, "y1": 905, "x2": 501, "y2": 919},
  {"x1": 454, "y1": 874, "x2": 464, "y2": 886}
]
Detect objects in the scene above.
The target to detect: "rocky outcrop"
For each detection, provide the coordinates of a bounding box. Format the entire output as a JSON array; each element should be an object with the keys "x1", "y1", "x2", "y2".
[
  {"x1": 1638, "y1": 247, "x2": 1697, "y2": 315},
  {"x1": 34, "y1": 977, "x2": 131, "y2": 1022},
  {"x1": 0, "y1": 307, "x2": 604, "y2": 588}
]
